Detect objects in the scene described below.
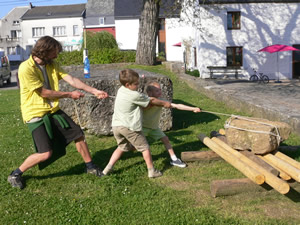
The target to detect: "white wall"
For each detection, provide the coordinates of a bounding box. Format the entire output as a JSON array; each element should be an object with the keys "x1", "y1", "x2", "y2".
[
  {"x1": 165, "y1": 18, "x2": 194, "y2": 63},
  {"x1": 115, "y1": 19, "x2": 139, "y2": 50},
  {"x1": 195, "y1": 3, "x2": 300, "y2": 79},
  {"x1": 21, "y1": 17, "x2": 84, "y2": 59}
]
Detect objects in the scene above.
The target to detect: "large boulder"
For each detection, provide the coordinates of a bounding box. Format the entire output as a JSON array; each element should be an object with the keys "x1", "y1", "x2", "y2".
[
  {"x1": 225, "y1": 116, "x2": 291, "y2": 154},
  {"x1": 59, "y1": 65, "x2": 173, "y2": 136}
]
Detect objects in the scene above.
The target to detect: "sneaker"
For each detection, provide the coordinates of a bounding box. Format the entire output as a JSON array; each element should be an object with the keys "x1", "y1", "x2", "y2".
[
  {"x1": 86, "y1": 166, "x2": 104, "y2": 177},
  {"x1": 170, "y1": 159, "x2": 187, "y2": 168},
  {"x1": 148, "y1": 169, "x2": 163, "y2": 178},
  {"x1": 7, "y1": 172, "x2": 25, "y2": 189}
]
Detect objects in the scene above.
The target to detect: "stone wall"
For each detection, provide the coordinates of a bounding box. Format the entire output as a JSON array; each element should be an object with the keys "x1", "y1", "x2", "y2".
[{"x1": 59, "y1": 64, "x2": 173, "y2": 136}]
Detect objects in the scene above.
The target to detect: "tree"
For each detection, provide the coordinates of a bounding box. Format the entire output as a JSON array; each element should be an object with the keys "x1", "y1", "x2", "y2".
[
  {"x1": 135, "y1": 0, "x2": 217, "y2": 65},
  {"x1": 135, "y1": 0, "x2": 160, "y2": 65}
]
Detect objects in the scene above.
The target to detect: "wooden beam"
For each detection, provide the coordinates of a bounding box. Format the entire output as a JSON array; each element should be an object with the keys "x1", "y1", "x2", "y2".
[
  {"x1": 273, "y1": 151, "x2": 300, "y2": 170},
  {"x1": 261, "y1": 154, "x2": 300, "y2": 182},
  {"x1": 240, "y1": 150, "x2": 279, "y2": 176},
  {"x1": 258, "y1": 155, "x2": 292, "y2": 181},
  {"x1": 210, "y1": 178, "x2": 269, "y2": 197},
  {"x1": 212, "y1": 137, "x2": 289, "y2": 194},
  {"x1": 198, "y1": 134, "x2": 265, "y2": 185},
  {"x1": 181, "y1": 151, "x2": 221, "y2": 162}
]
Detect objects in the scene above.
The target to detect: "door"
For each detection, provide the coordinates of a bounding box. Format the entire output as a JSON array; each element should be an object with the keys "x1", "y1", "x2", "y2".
[{"x1": 292, "y1": 45, "x2": 300, "y2": 79}]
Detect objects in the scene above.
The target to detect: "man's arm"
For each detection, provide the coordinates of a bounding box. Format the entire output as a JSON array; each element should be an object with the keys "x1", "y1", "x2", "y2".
[
  {"x1": 63, "y1": 75, "x2": 108, "y2": 99},
  {"x1": 171, "y1": 103, "x2": 201, "y2": 113},
  {"x1": 36, "y1": 87, "x2": 84, "y2": 100}
]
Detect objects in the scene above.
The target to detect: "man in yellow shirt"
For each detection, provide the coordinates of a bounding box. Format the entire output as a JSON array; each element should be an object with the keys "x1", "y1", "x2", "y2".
[{"x1": 8, "y1": 36, "x2": 108, "y2": 189}]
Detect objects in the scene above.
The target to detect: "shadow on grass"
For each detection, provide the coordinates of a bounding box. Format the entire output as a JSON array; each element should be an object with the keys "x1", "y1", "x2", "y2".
[{"x1": 172, "y1": 99, "x2": 220, "y2": 130}]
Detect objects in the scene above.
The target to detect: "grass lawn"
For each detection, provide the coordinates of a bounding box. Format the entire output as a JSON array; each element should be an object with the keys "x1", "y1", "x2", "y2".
[{"x1": 1, "y1": 65, "x2": 300, "y2": 224}]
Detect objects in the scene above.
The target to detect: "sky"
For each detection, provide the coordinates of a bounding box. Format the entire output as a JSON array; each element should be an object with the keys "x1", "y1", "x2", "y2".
[{"x1": 0, "y1": 0, "x2": 87, "y2": 19}]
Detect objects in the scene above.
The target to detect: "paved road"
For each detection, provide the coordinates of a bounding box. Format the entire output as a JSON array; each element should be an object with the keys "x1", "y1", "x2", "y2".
[
  {"x1": 0, "y1": 67, "x2": 19, "y2": 90},
  {"x1": 176, "y1": 73, "x2": 300, "y2": 136}
]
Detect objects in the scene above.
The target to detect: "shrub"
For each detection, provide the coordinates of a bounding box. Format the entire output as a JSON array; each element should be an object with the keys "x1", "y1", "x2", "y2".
[
  {"x1": 57, "y1": 31, "x2": 136, "y2": 66},
  {"x1": 84, "y1": 31, "x2": 118, "y2": 50},
  {"x1": 186, "y1": 69, "x2": 200, "y2": 77},
  {"x1": 57, "y1": 49, "x2": 136, "y2": 66}
]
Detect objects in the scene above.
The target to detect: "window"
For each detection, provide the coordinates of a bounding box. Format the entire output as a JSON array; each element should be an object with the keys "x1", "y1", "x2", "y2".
[
  {"x1": 53, "y1": 26, "x2": 66, "y2": 36},
  {"x1": 11, "y1": 30, "x2": 21, "y2": 38},
  {"x1": 13, "y1": 20, "x2": 20, "y2": 26},
  {"x1": 99, "y1": 17, "x2": 105, "y2": 25},
  {"x1": 73, "y1": 25, "x2": 79, "y2": 36},
  {"x1": 32, "y1": 27, "x2": 45, "y2": 37},
  {"x1": 227, "y1": 47, "x2": 243, "y2": 66},
  {"x1": 7, "y1": 46, "x2": 20, "y2": 55},
  {"x1": 227, "y1": 11, "x2": 241, "y2": 30}
]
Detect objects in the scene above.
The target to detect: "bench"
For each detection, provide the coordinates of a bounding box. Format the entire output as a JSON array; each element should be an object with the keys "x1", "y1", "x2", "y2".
[{"x1": 207, "y1": 66, "x2": 242, "y2": 79}]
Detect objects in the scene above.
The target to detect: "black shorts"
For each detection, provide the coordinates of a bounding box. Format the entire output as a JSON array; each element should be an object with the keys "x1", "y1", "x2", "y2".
[{"x1": 32, "y1": 110, "x2": 84, "y2": 153}]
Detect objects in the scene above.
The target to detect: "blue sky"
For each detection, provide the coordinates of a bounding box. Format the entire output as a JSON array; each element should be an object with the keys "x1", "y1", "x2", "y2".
[{"x1": 0, "y1": 0, "x2": 87, "y2": 19}]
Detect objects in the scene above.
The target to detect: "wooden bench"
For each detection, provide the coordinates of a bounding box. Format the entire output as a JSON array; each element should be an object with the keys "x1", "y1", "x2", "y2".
[{"x1": 207, "y1": 66, "x2": 242, "y2": 79}]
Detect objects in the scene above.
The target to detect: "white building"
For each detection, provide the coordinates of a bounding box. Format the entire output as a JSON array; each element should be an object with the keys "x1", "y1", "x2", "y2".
[
  {"x1": 0, "y1": 6, "x2": 30, "y2": 62},
  {"x1": 20, "y1": 4, "x2": 86, "y2": 60},
  {"x1": 193, "y1": 0, "x2": 300, "y2": 79}
]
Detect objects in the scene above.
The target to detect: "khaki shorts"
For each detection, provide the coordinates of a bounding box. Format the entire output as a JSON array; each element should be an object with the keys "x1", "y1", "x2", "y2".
[
  {"x1": 143, "y1": 127, "x2": 166, "y2": 141},
  {"x1": 112, "y1": 126, "x2": 149, "y2": 152}
]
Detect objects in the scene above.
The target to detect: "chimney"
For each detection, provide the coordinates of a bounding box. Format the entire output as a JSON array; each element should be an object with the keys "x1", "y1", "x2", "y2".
[{"x1": 29, "y1": 2, "x2": 33, "y2": 8}]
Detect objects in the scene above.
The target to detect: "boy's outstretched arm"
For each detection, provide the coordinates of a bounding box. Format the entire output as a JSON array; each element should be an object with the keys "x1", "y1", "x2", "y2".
[
  {"x1": 149, "y1": 97, "x2": 172, "y2": 108},
  {"x1": 171, "y1": 103, "x2": 201, "y2": 113}
]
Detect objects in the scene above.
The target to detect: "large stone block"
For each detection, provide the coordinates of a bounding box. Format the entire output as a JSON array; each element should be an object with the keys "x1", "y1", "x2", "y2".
[
  {"x1": 59, "y1": 65, "x2": 173, "y2": 136},
  {"x1": 225, "y1": 116, "x2": 291, "y2": 154}
]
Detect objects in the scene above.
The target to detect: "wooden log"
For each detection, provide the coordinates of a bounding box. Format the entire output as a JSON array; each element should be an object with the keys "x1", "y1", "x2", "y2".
[
  {"x1": 181, "y1": 151, "x2": 221, "y2": 162},
  {"x1": 198, "y1": 134, "x2": 265, "y2": 185},
  {"x1": 210, "y1": 131, "x2": 227, "y2": 143},
  {"x1": 273, "y1": 151, "x2": 300, "y2": 170},
  {"x1": 257, "y1": 155, "x2": 292, "y2": 181},
  {"x1": 212, "y1": 137, "x2": 289, "y2": 194},
  {"x1": 240, "y1": 150, "x2": 279, "y2": 176},
  {"x1": 261, "y1": 154, "x2": 300, "y2": 182},
  {"x1": 211, "y1": 178, "x2": 269, "y2": 197},
  {"x1": 219, "y1": 129, "x2": 226, "y2": 135}
]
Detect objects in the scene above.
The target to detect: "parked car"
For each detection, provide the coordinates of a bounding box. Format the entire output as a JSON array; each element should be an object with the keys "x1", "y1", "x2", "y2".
[{"x1": 0, "y1": 55, "x2": 11, "y2": 87}]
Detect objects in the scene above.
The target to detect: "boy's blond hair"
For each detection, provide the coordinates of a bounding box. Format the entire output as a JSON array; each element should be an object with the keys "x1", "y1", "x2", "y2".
[
  {"x1": 119, "y1": 69, "x2": 139, "y2": 86},
  {"x1": 146, "y1": 81, "x2": 160, "y2": 95}
]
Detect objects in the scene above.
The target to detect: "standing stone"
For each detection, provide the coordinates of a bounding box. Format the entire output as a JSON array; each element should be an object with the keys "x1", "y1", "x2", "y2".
[
  {"x1": 59, "y1": 65, "x2": 173, "y2": 136},
  {"x1": 225, "y1": 116, "x2": 291, "y2": 154}
]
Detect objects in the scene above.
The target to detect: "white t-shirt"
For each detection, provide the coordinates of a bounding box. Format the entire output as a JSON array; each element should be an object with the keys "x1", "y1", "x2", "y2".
[{"x1": 112, "y1": 86, "x2": 150, "y2": 131}]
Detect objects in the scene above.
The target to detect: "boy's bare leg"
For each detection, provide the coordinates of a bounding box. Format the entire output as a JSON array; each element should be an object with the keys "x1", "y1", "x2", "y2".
[
  {"x1": 160, "y1": 136, "x2": 176, "y2": 158},
  {"x1": 142, "y1": 149, "x2": 163, "y2": 178},
  {"x1": 103, "y1": 147, "x2": 124, "y2": 175},
  {"x1": 142, "y1": 149, "x2": 154, "y2": 169},
  {"x1": 160, "y1": 136, "x2": 187, "y2": 168}
]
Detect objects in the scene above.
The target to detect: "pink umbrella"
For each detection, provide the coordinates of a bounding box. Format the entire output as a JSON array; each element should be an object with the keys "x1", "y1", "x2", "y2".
[
  {"x1": 173, "y1": 42, "x2": 181, "y2": 47},
  {"x1": 258, "y1": 44, "x2": 300, "y2": 82}
]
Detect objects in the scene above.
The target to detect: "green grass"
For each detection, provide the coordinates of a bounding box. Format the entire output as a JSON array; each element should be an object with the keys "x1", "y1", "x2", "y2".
[{"x1": 1, "y1": 65, "x2": 300, "y2": 224}]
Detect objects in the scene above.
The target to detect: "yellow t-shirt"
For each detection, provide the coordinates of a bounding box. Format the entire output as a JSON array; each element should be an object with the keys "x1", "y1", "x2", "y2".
[{"x1": 19, "y1": 55, "x2": 68, "y2": 122}]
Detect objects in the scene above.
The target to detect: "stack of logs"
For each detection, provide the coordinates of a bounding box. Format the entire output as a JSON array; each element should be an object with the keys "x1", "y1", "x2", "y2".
[{"x1": 182, "y1": 128, "x2": 300, "y2": 197}]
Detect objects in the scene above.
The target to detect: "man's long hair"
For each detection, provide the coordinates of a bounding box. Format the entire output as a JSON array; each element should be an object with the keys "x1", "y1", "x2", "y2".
[{"x1": 31, "y1": 36, "x2": 62, "y2": 63}]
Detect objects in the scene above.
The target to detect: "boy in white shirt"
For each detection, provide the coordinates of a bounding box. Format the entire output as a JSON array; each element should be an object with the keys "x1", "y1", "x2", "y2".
[
  {"x1": 143, "y1": 81, "x2": 201, "y2": 168},
  {"x1": 103, "y1": 69, "x2": 171, "y2": 178}
]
